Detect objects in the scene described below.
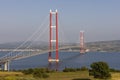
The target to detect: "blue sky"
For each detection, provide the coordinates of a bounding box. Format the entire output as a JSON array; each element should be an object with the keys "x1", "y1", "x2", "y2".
[{"x1": 0, "y1": 0, "x2": 120, "y2": 43}]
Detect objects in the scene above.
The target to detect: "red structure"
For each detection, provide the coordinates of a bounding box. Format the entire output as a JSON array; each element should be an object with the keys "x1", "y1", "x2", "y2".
[
  {"x1": 49, "y1": 9, "x2": 59, "y2": 62},
  {"x1": 80, "y1": 31, "x2": 85, "y2": 53}
]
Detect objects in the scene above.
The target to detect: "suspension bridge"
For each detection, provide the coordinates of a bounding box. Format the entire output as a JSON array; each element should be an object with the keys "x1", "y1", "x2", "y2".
[{"x1": 0, "y1": 10, "x2": 86, "y2": 71}]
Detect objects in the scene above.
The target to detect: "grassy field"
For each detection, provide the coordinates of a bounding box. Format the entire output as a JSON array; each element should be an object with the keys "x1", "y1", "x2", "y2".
[
  {"x1": 47, "y1": 71, "x2": 91, "y2": 80},
  {"x1": 0, "y1": 71, "x2": 120, "y2": 80},
  {"x1": 111, "y1": 72, "x2": 120, "y2": 80}
]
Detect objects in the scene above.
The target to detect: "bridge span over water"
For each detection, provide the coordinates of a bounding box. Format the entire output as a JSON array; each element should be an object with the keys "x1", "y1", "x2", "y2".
[
  {"x1": 0, "y1": 10, "x2": 86, "y2": 71},
  {"x1": 0, "y1": 45, "x2": 83, "y2": 71}
]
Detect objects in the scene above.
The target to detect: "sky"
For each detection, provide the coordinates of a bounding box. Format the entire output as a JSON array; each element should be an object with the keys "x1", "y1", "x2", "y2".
[{"x1": 0, "y1": 0, "x2": 120, "y2": 43}]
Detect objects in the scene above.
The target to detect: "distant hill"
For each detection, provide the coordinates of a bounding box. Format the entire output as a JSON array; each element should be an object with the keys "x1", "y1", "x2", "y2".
[
  {"x1": 0, "y1": 40, "x2": 120, "y2": 52},
  {"x1": 86, "y1": 40, "x2": 120, "y2": 52}
]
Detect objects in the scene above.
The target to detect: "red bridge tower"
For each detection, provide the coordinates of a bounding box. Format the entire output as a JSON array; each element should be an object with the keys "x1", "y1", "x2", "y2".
[
  {"x1": 48, "y1": 9, "x2": 59, "y2": 62},
  {"x1": 80, "y1": 31, "x2": 85, "y2": 53}
]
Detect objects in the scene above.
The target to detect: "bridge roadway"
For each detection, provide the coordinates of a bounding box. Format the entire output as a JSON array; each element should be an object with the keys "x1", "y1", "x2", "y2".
[
  {"x1": 0, "y1": 45, "x2": 79, "y2": 64},
  {"x1": 0, "y1": 49, "x2": 41, "y2": 52}
]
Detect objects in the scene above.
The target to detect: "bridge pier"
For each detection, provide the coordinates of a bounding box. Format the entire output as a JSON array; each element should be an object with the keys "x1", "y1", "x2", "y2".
[
  {"x1": 0, "y1": 65, "x2": 2, "y2": 71},
  {"x1": 4, "y1": 61, "x2": 9, "y2": 71}
]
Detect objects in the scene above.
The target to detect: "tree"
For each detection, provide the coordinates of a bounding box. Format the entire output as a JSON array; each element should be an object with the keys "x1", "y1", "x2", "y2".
[{"x1": 90, "y1": 61, "x2": 111, "y2": 79}]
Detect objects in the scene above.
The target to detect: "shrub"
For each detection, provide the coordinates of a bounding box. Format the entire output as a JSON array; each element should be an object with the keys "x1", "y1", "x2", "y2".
[
  {"x1": 63, "y1": 66, "x2": 88, "y2": 72},
  {"x1": 80, "y1": 66, "x2": 89, "y2": 71},
  {"x1": 22, "y1": 68, "x2": 50, "y2": 78},
  {"x1": 22, "y1": 69, "x2": 33, "y2": 75},
  {"x1": 110, "y1": 68, "x2": 120, "y2": 72},
  {"x1": 42, "y1": 73, "x2": 49, "y2": 78},
  {"x1": 90, "y1": 61, "x2": 111, "y2": 79},
  {"x1": 33, "y1": 69, "x2": 49, "y2": 78}
]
